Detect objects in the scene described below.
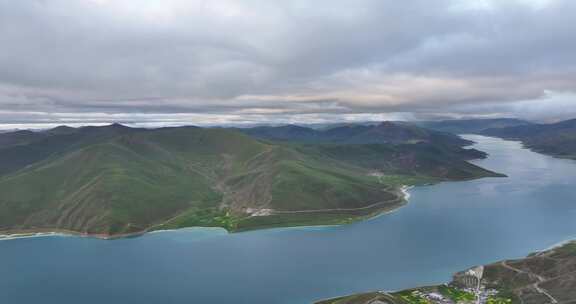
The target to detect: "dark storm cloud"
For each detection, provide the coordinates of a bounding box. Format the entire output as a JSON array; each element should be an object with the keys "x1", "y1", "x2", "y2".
[{"x1": 0, "y1": 0, "x2": 574, "y2": 127}]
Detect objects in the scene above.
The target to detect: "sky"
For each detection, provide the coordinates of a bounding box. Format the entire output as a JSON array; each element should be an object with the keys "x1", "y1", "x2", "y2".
[{"x1": 0, "y1": 0, "x2": 575, "y2": 128}]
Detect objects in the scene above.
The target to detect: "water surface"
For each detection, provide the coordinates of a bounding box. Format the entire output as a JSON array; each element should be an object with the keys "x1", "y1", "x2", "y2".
[{"x1": 2, "y1": 136, "x2": 576, "y2": 304}]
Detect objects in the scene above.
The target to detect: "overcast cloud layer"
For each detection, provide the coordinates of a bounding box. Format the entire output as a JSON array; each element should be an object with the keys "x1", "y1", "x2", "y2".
[{"x1": 0, "y1": 0, "x2": 575, "y2": 128}]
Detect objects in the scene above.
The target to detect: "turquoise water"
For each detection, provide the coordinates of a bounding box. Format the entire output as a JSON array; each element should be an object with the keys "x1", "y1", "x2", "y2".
[{"x1": 1, "y1": 136, "x2": 576, "y2": 304}]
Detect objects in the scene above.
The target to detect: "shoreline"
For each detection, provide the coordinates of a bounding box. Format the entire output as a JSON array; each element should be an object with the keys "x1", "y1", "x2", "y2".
[
  {"x1": 0, "y1": 231, "x2": 68, "y2": 241},
  {"x1": 0, "y1": 226, "x2": 235, "y2": 242},
  {"x1": 0, "y1": 228, "x2": 147, "y2": 241},
  {"x1": 535, "y1": 236, "x2": 576, "y2": 254},
  {"x1": 315, "y1": 239, "x2": 576, "y2": 304},
  {"x1": 401, "y1": 185, "x2": 413, "y2": 200},
  {"x1": 360, "y1": 185, "x2": 412, "y2": 223},
  {"x1": 0, "y1": 186, "x2": 416, "y2": 242}
]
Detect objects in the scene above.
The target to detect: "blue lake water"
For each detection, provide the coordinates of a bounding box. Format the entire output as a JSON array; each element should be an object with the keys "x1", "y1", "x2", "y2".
[{"x1": 1, "y1": 135, "x2": 576, "y2": 304}]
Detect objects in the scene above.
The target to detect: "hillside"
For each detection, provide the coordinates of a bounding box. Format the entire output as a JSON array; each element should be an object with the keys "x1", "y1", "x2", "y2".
[
  {"x1": 315, "y1": 241, "x2": 576, "y2": 304},
  {"x1": 416, "y1": 118, "x2": 532, "y2": 134},
  {"x1": 482, "y1": 118, "x2": 576, "y2": 159},
  {"x1": 0, "y1": 124, "x2": 501, "y2": 237}
]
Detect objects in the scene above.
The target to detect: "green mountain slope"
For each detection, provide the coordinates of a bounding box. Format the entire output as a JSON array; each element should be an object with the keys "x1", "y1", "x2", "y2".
[{"x1": 0, "y1": 124, "x2": 502, "y2": 237}]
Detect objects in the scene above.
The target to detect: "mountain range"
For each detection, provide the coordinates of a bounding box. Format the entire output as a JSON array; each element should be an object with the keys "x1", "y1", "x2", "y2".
[
  {"x1": 482, "y1": 118, "x2": 576, "y2": 159},
  {"x1": 416, "y1": 118, "x2": 532, "y2": 134},
  {"x1": 238, "y1": 121, "x2": 474, "y2": 146},
  {"x1": 0, "y1": 122, "x2": 500, "y2": 237}
]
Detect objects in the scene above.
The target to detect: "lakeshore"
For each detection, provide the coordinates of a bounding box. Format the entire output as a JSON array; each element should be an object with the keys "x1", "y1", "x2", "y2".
[
  {"x1": 0, "y1": 185, "x2": 415, "y2": 241},
  {"x1": 316, "y1": 239, "x2": 576, "y2": 304}
]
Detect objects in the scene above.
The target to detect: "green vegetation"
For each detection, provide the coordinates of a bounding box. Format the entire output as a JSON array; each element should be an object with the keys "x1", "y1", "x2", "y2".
[
  {"x1": 152, "y1": 208, "x2": 238, "y2": 231},
  {"x1": 0, "y1": 124, "x2": 502, "y2": 236},
  {"x1": 555, "y1": 241, "x2": 576, "y2": 255},
  {"x1": 233, "y1": 204, "x2": 393, "y2": 232},
  {"x1": 396, "y1": 290, "x2": 431, "y2": 304},
  {"x1": 486, "y1": 297, "x2": 513, "y2": 304},
  {"x1": 376, "y1": 174, "x2": 436, "y2": 186},
  {"x1": 438, "y1": 285, "x2": 476, "y2": 302}
]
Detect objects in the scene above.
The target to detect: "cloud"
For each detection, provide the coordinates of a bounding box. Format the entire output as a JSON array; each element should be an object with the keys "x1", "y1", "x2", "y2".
[
  {"x1": 0, "y1": 0, "x2": 574, "y2": 128},
  {"x1": 441, "y1": 90, "x2": 576, "y2": 122}
]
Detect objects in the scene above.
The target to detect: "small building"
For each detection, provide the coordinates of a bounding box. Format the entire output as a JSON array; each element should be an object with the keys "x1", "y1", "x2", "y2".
[{"x1": 453, "y1": 266, "x2": 484, "y2": 290}]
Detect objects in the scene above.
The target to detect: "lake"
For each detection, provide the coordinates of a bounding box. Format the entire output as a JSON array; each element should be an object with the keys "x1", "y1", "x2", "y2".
[{"x1": 1, "y1": 135, "x2": 576, "y2": 304}]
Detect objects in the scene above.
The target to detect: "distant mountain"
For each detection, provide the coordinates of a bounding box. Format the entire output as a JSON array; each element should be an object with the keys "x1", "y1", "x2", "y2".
[
  {"x1": 239, "y1": 121, "x2": 489, "y2": 161},
  {"x1": 316, "y1": 240, "x2": 576, "y2": 304},
  {"x1": 482, "y1": 118, "x2": 576, "y2": 159},
  {"x1": 417, "y1": 118, "x2": 533, "y2": 134},
  {"x1": 239, "y1": 121, "x2": 473, "y2": 146},
  {"x1": 0, "y1": 124, "x2": 501, "y2": 237},
  {"x1": 0, "y1": 124, "x2": 145, "y2": 176},
  {"x1": 239, "y1": 124, "x2": 318, "y2": 142},
  {"x1": 323, "y1": 121, "x2": 472, "y2": 146},
  {"x1": 0, "y1": 130, "x2": 48, "y2": 149},
  {"x1": 298, "y1": 122, "x2": 379, "y2": 130},
  {"x1": 46, "y1": 125, "x2": 77, "y2": 135}
]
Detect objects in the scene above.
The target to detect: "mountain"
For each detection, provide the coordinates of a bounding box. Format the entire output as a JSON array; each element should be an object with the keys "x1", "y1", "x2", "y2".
[
  {"x1": 315, "y1": 240, "x2": 576, "y2": 304},
  {"x1": 46, "y1": 125, "x2": 77, "y2": 135},
  {"x1": 239, "y1": 121, "x2": 474, "y2": 146},
  {"x1": 239, "y1": 121, "x2": 490, "y2": 162},
  {"x1": 0, "y1": 124, "x2": 501, "y2": 237},
  {"x1": 0, "y1": 130, "x2": 48, "y2": 148},
  {"x1": 417, "y1": 118, "x2": 533, "y2": 134},
  {"x1": 0, "y1": 124, "x2": 145, "y2": 176},
  {"x1": 240, "y1": 124, "x2": 319, "y2": 142},
  {"x1": 482, "y1": 118, "x2": 576, "y2": 159},
  {"x1": 324, "y1": 121, "x2": 473, "y2": 146}
]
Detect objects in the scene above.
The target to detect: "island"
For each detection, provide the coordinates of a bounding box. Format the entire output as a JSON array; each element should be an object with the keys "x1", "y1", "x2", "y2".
[
  {"x1": 0, "y1": 122, "x2": 502, "y2": 238},
  {"x1": 315, "y1": 240, "x2": 576, "y2": 304}
]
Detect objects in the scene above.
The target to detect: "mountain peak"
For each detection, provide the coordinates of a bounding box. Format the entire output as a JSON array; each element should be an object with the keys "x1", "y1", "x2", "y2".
[
  {"x1": 47, "y1": 125, "x2": 76, "y2": 135},
  {"x1": 377, "y1": 121, "x2": 397, "y2": 127},
  {"x1": 555, "y1": 118, "x2": 576, "y2": 128},
  {"x1": 109, "y1": 123, "x2": 130, "y2": 129}
]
